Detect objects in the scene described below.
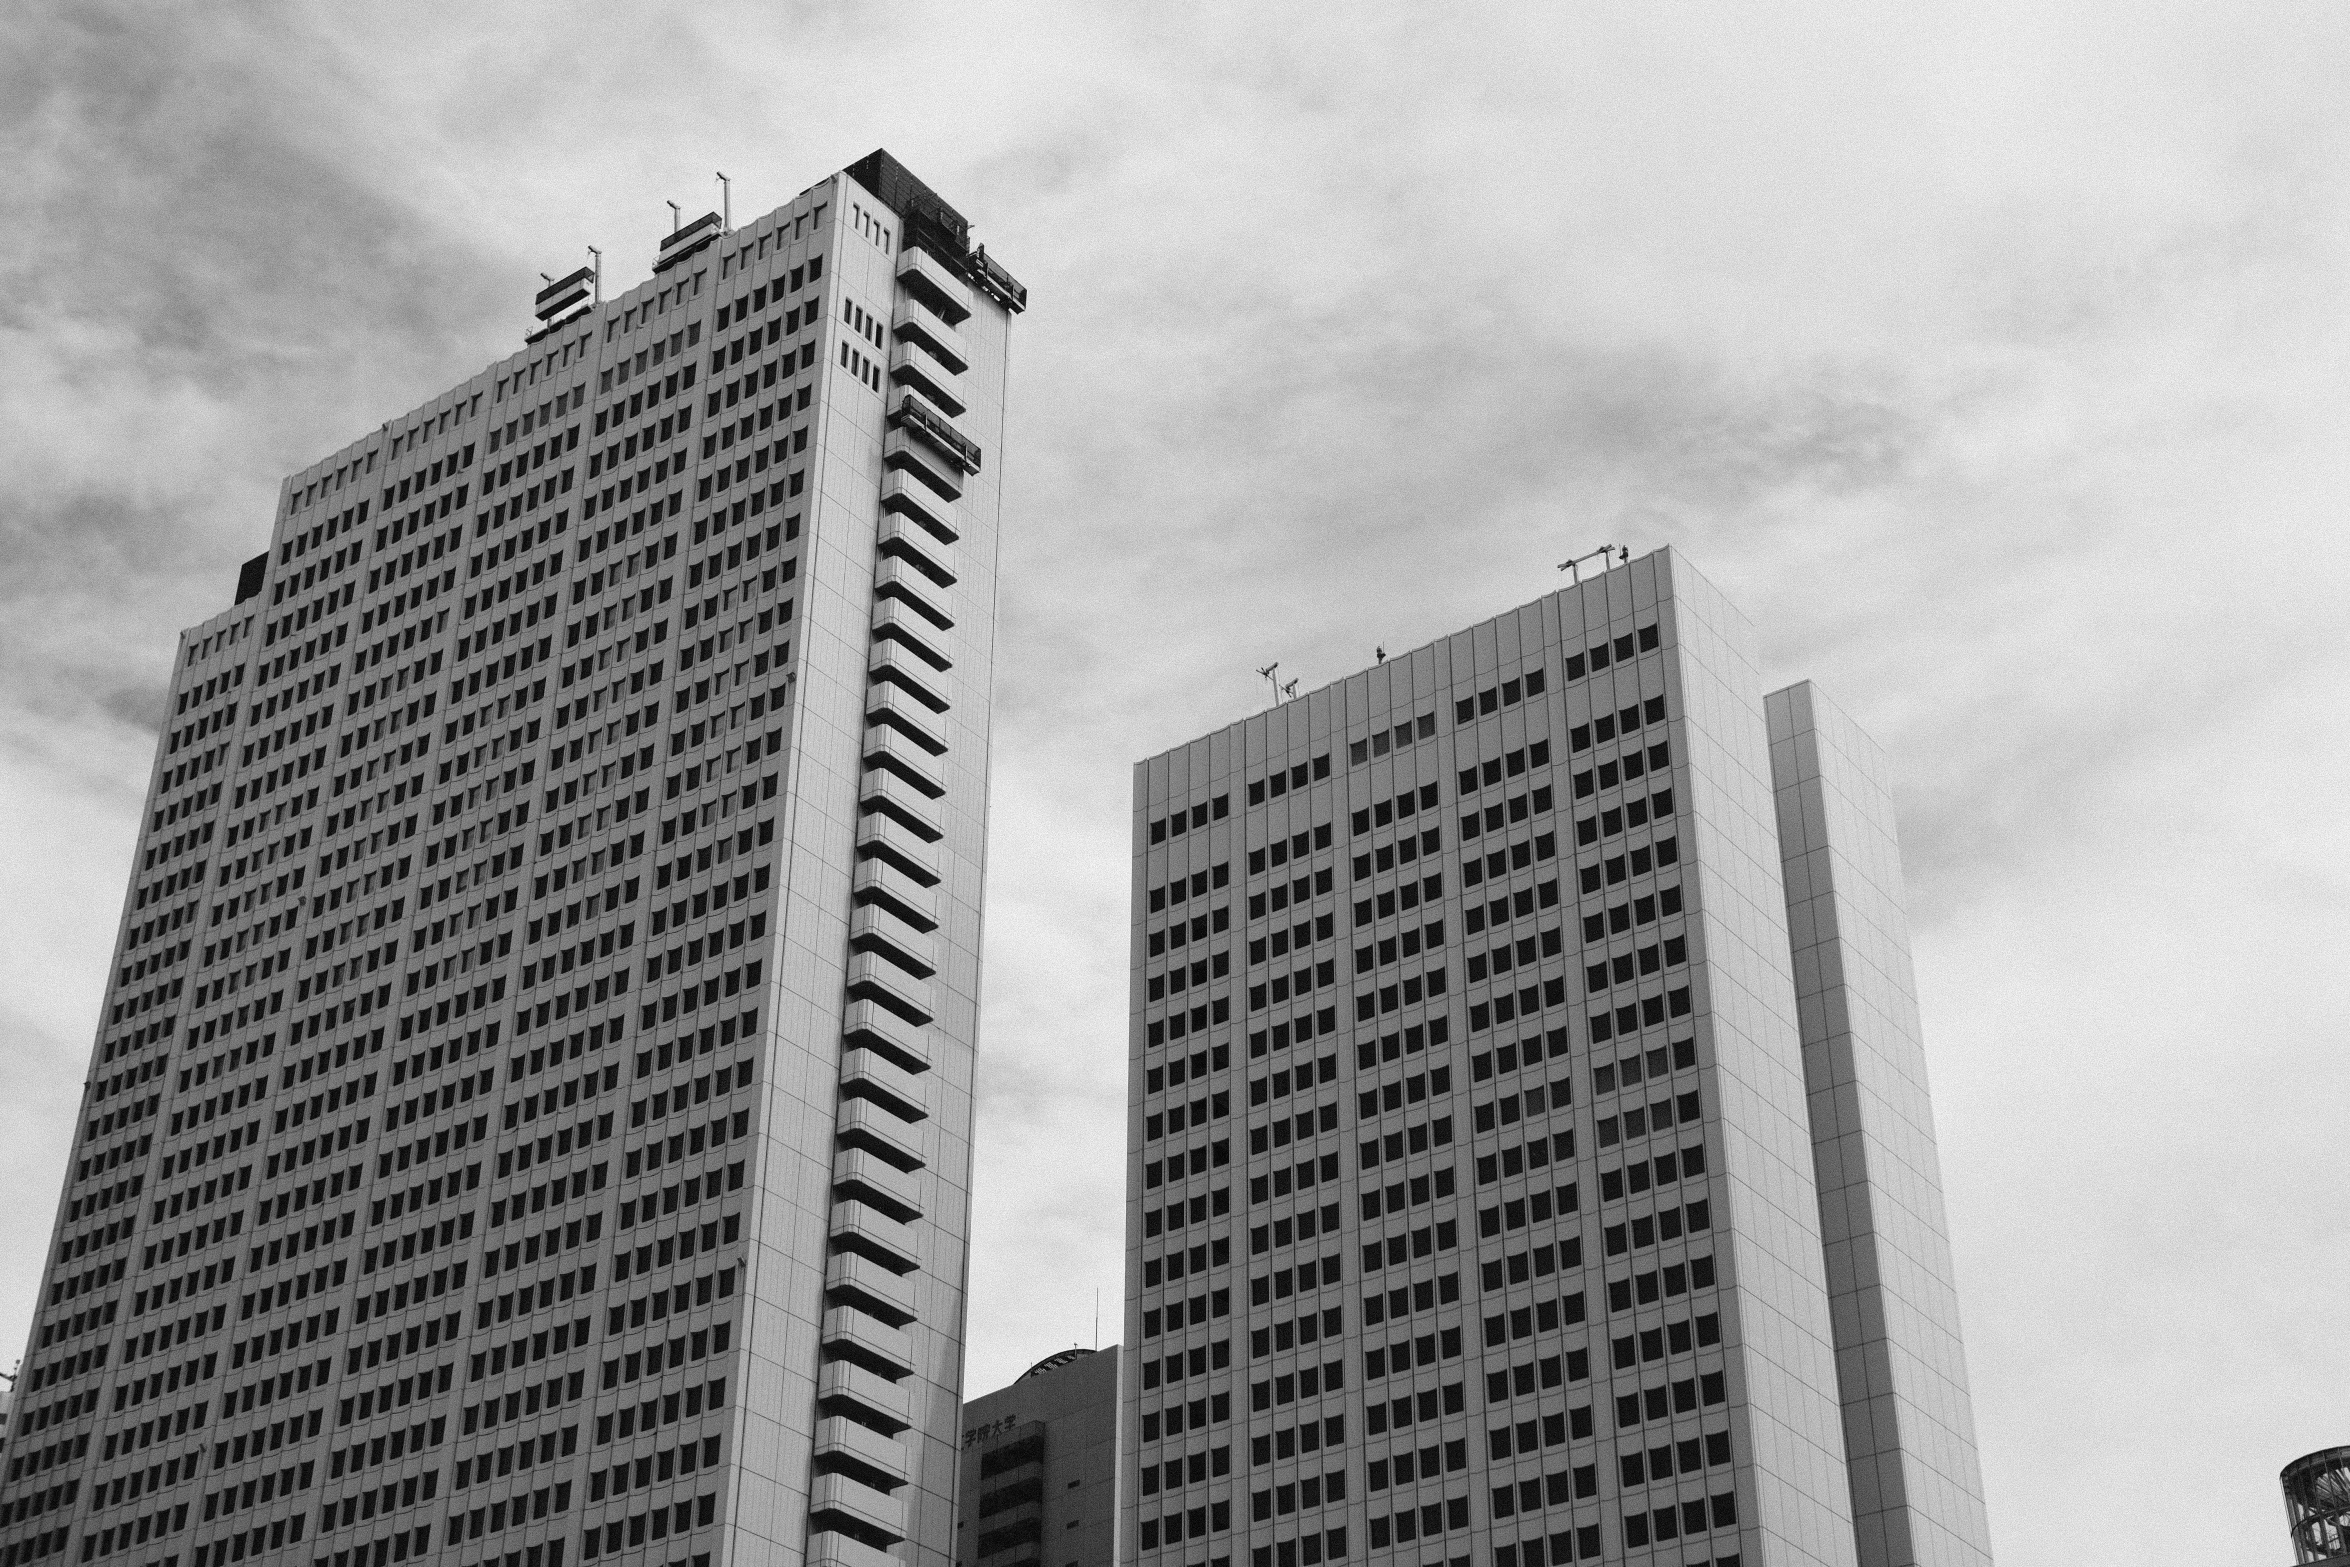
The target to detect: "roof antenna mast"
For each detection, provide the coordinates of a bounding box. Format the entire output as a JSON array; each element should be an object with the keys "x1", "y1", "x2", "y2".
[
  {"x1": 716, "y1": 172, "x2": 731, "y2": 234},
  {"x1": 665, "y1": 200, "x2": 681, "y2": 236},
  {"x1": 1557, "y1": 544, "x2": 1622, "y2": 584},
  {"x1": 586, "y1": 246, "x2": 602, "y2": 304}
]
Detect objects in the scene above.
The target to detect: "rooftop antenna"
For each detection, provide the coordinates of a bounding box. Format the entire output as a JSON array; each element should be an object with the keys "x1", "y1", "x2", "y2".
[
  {"x1": 1093, "y1": 1290, "x2": 1100, "y2": 1351},
  {"x1": 1376, "y1": 646, "x2": 1387, "y2": 663},
  {"x1": 665, "y1": 200, "x2": 681, "y2": 235},
  {"x1": 1282, "y1": 679, "x2": 1298, "y2": 699},
  {"x1": 1557, "y1": 544, "x2": 1620, "y2": 584},
  {"x1": 587, "y1": 246, "x2": 602, "y2": 304},
  {"x1": 716, "y1": 172, "x2": 732, "y2": 233},
  {"x1": 1256, "y1": 663, "x2": 1281, "y2": 707}
]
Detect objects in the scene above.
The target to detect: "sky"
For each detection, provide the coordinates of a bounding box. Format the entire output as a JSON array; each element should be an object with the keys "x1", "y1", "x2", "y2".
[{"x1": 2, "y1": 2, "x2": 2347, "y2": 1562}]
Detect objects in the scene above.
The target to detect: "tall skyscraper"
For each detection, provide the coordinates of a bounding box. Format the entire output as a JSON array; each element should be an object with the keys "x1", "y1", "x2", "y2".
[
  {"x1": 1122, "y1": 549, "x2": 1990, "y2": 1567},
  {"x1": 1, "y1": 150, "x2": 1022, "y2": 1567}
]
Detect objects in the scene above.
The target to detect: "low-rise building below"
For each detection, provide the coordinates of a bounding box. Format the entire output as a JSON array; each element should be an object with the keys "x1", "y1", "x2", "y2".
[{"x1": 960, "y1": 1347, "x2": 1127, "y2": 1567}]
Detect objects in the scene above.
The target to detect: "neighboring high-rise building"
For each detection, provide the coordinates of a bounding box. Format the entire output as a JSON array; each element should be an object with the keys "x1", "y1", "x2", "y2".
[
  {"x1": 1121, "y1": 549, "x2": 1991, "y2": 1567},
  {"x1": 0, "y1": 149, "x2": 1023, "y2": 1567},
  {"x1": 1763, "y1": 686, "x2": 1992, "y2": 1567},
  {"x1": 953, "y1": 1349, "x2": 1124, "y2": 1567}
]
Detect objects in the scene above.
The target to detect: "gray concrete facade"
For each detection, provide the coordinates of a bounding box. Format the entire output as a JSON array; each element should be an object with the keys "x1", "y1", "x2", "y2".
[
  {"x1": 1766, "y1": 685, "x2": 1992, "y2": 1567},
  {"x1": 0, "y1": 149, "x2": 1020, "y2": 1567},
  {"x1": 1120, "y1": 548, "x2": 1989, "y2": 1567},
  {"x1": 954, "y1": 1349, "x2": 1124, "y2": 1567}
]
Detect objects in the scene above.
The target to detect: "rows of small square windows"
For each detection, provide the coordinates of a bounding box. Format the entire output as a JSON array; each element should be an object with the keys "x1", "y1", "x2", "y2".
[
  {"x1": 1351, "y1": 784, "x2": 1441, "y2": 836},
  {"x1": 1349, "y1": 714, "x2": 1437, "y2": 766},
  {"x1": 1359, "y1": 1165, "x2": 1458, "y2": 1220},
  {"x1": 1148, "y1": 744, "x2": 1344, "y2": 847},
  {"x1": 1248, "y1": 912, "x2": 1334, "y2": 968},
  {"x1": 1348, "y1": 915, "x2": 1443, "y2": 973},
  {"x1": 709, "y1": 261, "x2": 824, "y2": 360},
  {"x1": 1249, "y1": 1153, "x2": 1340, "y2": 1208},
  {"x1": 1142, "y1": 1187, "x2": 1232, "y2": 1238},
  {"x1": 599, "y1": 266, "x2": 705, "y2": 345},
  {"x1": 1569, "y1": 696, "x2": 1666, "y2": 755},
  {"x1": 1570, "y1": 623, "x2": 1662, "y2": 679},
  {"x1": 1252, "y1": 1304, "x2": 1344, "y2": 1359},
  {"x1": 1157, "y1": 624, "x2": 1656, "y2": 854},
  {"x1": 594, "y1": 336, "x2": 696, "y2": 429},
  {"x1": 1248, "y1": 1464, "x2": 1351, "y2": 1521},
  {"x1": 1135, "y1": 1496, "x2": 1237, "y2": 1553},
  {"x1": 1141, "y1": 1139, "x2": 1232, "y2": 1192},
  {"x1": 1595, "y1": 1096, "x2": 1702, "y2": 1175},
  {"x1": 1452, "y1": 621, "x2": 1661, "y2": 727},
  {"x1": 98, "y1": 328, "x2": 733, "y2": 1494},
  {"x1": 1144, "y1": 1043, "x2": 1231, "y2": 1098},
  {"x1": 1364, "y1": 1381, "x2": 1467, "y2": 1438},
  {"x1": 1458, "y1": 742, "x2": 1552, "y2": 796},
  {"x1": 1148, "y1": 905, "x2": 1231, "y2": 959},
  {"x1": 1253, "y1": 1415, "x2": 1346, "y2": 1465},
  {"x1": 492, "y1": 385, "x2": 584, "y2": 460},
  {"x1": 1139, "y1": 1443, "x2": 1233, "y2": 1495},
  {"x1": 1135, "y1": 1388, "x2": 1230, "y2": 1445},
  {"x1": 1592, "y1": 1041, "x2": 1688, "y2": 1096},
  {"x1": 1367, "y1": 1436, "x2": 1468, "y2": 1490},
  {"x1": 1249, "y1": 754, "x2": 1334, "y2": 807},
  {"x1": 280, "y1": 501, "x2": 369, "y2": 571},
  {"x1": 1137, "y1": 1136, "x2": 1710, "y2": 1525},
  {"x1": 378, "y1": 447, "x2": 467, "y2": 512},
  {"x1": 1455, "y1": 666, "x2": 1550, "y2": 722},
  {"x1": 1141, "y1": 1339, "x2": 1233, "y2": 1388},
  {"x1": 1143, "y1": 674, "x2": 1695, "y2": 1445},
  {"x1": 1361, "y1": 1271, "x2": 1462, "y2": 1332},
  {"x1": 1150, "y1": 793, "x2": 1232, "y2": 844},
  {"x1": 1618, "y1": 1437, "x2": 1734, "y2": 1516},
  {"x1": 1247, "y1": 1055, "x2": 1342, "y2": 1108},
  {"x1": 1245, "y1": 867, "x2": 1335, "y2": 922},
  {"x1": 1147, "y1": 864, "x2": 1231, "y2": 914},
  {"x1": 1496, "y1": 1533, "x2": 1740, "y2": 1567},
  {"x1": 1336, "y1": 1020, "x2": 1452, "y2": 1082},
  {"x1": 1151, "y1": 715, "x2": 1444, "y2": 863},
  {"x1": 1249, "y1": 1201, "x2": 1343, "y2": 1260}
]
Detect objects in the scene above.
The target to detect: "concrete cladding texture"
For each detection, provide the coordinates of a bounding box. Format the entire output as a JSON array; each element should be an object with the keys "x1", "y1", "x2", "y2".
[
  {"x1": 1119, "y1": 548, "x2": 1990, "y2": 1567},
  {"x1": 1767, "y1": 685, "x2": 1993, "y2": 1567},
  {"x1": 0, "y1": 151, "x2": 1022, "y2": 1567},
  {"x1": 955, "y1": 1348, "x2": 1124, "y2": 1567}
]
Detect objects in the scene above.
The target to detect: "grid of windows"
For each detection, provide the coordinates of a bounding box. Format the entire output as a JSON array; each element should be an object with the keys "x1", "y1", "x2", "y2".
[
  {"x1": 1, "y1": 152, "x2": 1026, "y2": 1567},
  {"x1": 1127, "y1": 572, "x2": 1760, "y2": 1567}
]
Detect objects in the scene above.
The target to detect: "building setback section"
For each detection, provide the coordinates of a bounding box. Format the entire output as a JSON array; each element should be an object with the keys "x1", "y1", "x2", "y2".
[
  {"x1": 955, "y1": 1348, "x2": 1123, "y2": 1567},
  {"x1": 0, "y1": 149, "x2": 1025, "y2": 1567},
  {"x1": 1766, "y1": 685, "x2": 1993, "y2": 1567},
  {"x1": 1121, "y1": 547, "x2": 1991, "y2": 1567}
]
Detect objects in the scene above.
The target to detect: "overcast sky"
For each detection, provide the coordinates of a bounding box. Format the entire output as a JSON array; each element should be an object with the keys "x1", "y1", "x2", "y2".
[{"x1": 4, "y1": 3, "x2": 2347, "y2": 1563}]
